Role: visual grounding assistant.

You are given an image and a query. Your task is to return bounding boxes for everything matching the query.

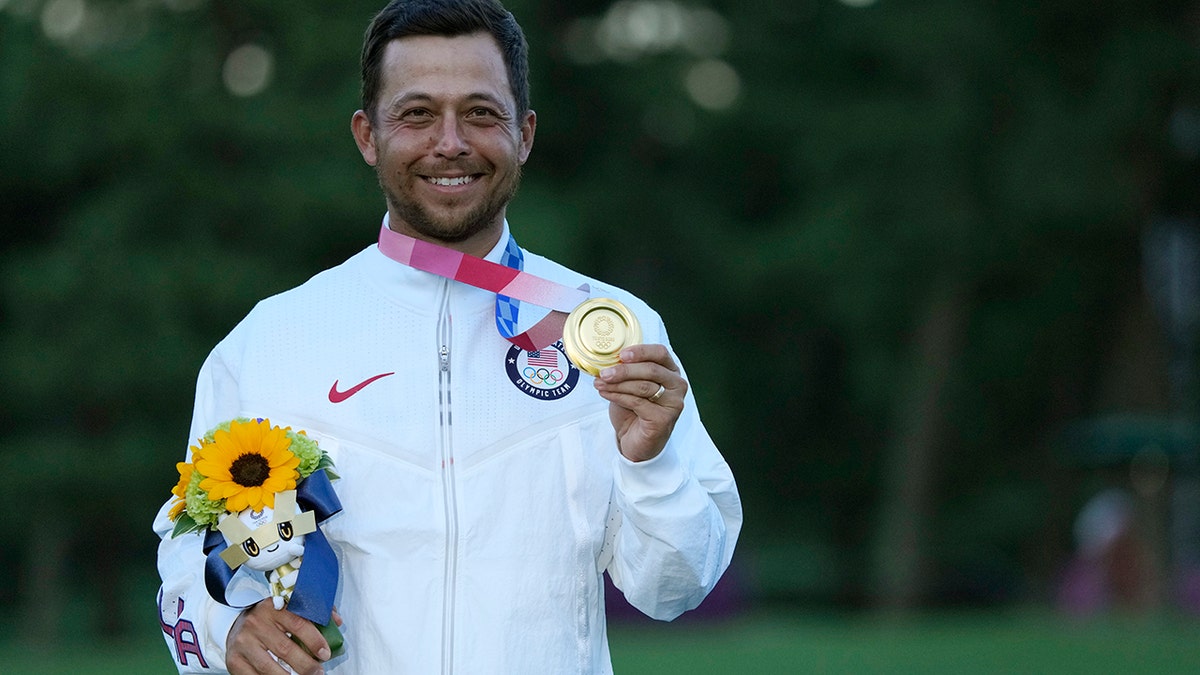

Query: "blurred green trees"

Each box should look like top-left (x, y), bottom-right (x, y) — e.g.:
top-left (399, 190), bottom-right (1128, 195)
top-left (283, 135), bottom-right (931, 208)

top-left (1, 0), bottom-right (1197, 641)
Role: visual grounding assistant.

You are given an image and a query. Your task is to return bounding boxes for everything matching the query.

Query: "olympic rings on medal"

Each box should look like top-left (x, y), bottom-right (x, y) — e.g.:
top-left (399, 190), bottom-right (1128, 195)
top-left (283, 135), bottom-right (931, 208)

top-left (522, 366), bottom-right (565, 385)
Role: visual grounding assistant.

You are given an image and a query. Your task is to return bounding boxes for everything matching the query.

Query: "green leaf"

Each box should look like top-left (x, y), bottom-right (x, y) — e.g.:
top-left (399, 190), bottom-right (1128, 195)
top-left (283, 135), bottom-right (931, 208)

top-left (170, 513), bottom-right (201, 539)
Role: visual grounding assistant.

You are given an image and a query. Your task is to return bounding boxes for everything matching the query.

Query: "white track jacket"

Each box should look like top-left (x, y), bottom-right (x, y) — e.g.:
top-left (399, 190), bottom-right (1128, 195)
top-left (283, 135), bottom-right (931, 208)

top-left (154, 223), bottom-right (742, 674)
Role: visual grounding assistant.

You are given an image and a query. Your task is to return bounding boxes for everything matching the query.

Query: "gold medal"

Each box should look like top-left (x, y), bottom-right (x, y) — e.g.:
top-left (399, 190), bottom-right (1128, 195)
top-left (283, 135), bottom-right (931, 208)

top-left (562, 298), bottom-right (642, 376)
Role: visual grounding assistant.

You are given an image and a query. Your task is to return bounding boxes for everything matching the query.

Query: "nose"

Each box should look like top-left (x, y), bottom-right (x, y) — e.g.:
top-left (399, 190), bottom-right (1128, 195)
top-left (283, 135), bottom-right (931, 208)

top-left (433, 116), bottom-right (469, 158)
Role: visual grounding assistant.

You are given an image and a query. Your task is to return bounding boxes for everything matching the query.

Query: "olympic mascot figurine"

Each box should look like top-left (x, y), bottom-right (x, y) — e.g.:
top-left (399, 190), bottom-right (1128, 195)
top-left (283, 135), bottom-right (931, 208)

top-left (217, 490), bottom-right (315, 610)
top-left (167, 417), bottom-right (344, 661)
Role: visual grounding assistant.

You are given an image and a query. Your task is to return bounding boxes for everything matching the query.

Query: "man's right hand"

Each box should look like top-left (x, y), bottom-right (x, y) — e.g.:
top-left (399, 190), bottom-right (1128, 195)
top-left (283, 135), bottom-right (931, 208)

top-left (226, 599), bottom-right (331, 675)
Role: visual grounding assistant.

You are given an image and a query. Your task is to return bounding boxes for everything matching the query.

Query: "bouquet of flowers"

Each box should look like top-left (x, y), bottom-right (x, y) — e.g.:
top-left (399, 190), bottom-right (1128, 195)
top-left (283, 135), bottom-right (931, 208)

top-left (168, 417), bottom-right (344, 657)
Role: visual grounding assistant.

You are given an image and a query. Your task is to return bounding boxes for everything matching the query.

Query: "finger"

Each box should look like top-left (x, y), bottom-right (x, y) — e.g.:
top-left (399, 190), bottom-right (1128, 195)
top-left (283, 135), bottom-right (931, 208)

top-left (596, 386), bottom-right (682, 414)
top-left (594, 372), bottom-right (685, 410)
top-left (597, 360), bottom-right (674, 386)
top-left (228, 603), bottom-right (294, 675)
top-left (597, 365), bottom-right (687, 402)
top-left (618, 344), bottom-right (679, 371)
top-left (227, 634), bottom-right (295, 675)
top-left (597, 379), bottom-right (670, 401)
top-left (273, 610), bottom-right (332, 665)
top-left (227, 650), bottom-right (292, 675)
top-left (271, 642), bottom-right (325, 675)
top-left (233, 602), bottom-right (329, 674)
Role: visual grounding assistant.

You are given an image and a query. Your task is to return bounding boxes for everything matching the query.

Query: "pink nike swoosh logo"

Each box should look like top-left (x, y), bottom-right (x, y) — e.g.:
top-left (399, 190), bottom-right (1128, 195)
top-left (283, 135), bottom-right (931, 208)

top-left (328, 372), bottom-right (395, 403)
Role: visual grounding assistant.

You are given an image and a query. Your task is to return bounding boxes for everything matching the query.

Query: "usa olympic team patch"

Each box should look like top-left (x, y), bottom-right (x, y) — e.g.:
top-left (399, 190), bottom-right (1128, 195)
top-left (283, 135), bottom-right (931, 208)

top-left (506, 341), bottom-right (580, 400)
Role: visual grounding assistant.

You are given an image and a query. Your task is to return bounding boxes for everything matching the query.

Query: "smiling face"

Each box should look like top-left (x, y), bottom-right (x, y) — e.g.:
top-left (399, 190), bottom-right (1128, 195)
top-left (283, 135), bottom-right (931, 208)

top-left (352, 32), bottom-right (536, 256)
top-left (233, 505), bottom-right (306, 571)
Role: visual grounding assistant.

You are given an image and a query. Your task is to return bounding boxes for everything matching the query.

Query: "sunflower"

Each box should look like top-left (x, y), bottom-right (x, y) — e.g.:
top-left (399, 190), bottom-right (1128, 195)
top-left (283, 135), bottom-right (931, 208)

top-left (194, 418), bottom-right (301, 513)
top-left (167, 461), bottom-right (194, 521)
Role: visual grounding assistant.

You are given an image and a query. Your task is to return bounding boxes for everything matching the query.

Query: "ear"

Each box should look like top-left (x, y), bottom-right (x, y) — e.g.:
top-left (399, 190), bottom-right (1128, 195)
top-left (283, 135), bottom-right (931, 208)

top-left (517, 109), bottom-right (536, 165)
top-left (351, 110), bottom-right (378, 166)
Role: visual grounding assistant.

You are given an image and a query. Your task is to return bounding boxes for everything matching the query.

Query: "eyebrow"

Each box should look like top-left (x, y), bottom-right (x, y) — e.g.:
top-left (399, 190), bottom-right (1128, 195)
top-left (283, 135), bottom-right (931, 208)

top-left (385, 91), bottom-right (511, 113)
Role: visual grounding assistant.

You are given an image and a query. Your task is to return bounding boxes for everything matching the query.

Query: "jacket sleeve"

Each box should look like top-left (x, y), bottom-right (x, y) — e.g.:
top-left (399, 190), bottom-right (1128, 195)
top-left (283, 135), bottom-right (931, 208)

top-left (153, 347), bottom-right (247, 672)
top-left (604, 326), bottom-right (742, 621)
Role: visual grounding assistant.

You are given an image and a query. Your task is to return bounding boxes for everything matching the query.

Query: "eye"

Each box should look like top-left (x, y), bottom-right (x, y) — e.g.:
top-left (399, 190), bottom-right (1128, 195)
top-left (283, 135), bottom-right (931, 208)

top-left (278, 522), bottom-right (294, 541)
top-left (467, 107), bottom-right (500, 120)
top-left (242, 539), bottom-right (260, 557)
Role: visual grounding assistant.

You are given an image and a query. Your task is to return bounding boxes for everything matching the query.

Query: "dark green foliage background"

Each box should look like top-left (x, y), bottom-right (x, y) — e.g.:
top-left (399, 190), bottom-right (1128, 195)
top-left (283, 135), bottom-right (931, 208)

top-left (2, 0), bottom-right (1198, 641)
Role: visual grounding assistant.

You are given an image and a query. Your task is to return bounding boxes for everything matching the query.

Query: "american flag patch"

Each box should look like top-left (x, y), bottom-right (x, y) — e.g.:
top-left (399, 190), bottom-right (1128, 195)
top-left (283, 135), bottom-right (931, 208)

top-left (526, 350), bottom-right (559, 368)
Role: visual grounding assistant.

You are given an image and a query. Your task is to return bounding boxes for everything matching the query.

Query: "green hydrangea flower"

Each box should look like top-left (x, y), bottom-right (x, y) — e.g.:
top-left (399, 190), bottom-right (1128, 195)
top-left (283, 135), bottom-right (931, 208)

top-left (203, 418), bottom-right (238, 444)
top-left (288, 431), bottom-right (323, 478)
top-left (183, 468), bottom-right (226, 529)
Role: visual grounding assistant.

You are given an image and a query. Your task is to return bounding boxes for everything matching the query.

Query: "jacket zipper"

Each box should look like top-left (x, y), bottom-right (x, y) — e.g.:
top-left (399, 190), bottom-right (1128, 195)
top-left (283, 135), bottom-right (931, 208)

top-left (437, 280), bottom-right (458, 675)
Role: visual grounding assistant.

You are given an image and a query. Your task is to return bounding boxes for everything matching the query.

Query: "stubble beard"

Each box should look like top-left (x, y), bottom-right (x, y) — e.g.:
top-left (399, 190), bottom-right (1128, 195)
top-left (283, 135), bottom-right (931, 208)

top-left (379, 166), bottom-right (522, 245)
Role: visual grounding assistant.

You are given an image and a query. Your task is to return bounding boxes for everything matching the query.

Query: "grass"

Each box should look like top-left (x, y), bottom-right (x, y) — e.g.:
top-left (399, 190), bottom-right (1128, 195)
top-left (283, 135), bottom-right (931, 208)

top-left (609, 609), bottom-right (1200, 674)
top-left (4, 608), bottom-right (1199, 673)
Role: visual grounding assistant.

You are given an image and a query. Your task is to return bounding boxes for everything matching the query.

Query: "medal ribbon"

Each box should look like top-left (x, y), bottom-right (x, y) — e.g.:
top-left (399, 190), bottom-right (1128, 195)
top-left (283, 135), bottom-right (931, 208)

top-left (377, 223), bottom-right (590, 351)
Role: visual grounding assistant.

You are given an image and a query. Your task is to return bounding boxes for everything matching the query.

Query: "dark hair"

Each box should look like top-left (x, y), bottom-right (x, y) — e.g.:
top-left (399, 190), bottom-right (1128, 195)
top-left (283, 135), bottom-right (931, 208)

top-left (360, 0), bottom-right (530, 121)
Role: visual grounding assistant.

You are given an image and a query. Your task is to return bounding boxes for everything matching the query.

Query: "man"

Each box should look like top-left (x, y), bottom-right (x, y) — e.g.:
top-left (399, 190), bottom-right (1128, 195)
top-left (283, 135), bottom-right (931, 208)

top-left (153, 0), bottom-right (741, 672)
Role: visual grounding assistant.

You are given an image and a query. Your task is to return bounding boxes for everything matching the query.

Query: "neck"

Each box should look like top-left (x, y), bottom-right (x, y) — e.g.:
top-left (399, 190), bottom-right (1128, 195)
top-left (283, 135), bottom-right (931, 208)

top-left (385, 210), bottom-right (504, 259)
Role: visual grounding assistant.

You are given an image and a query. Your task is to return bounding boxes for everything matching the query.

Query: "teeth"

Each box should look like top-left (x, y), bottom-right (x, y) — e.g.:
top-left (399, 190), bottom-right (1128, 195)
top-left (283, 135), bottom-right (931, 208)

top-left (427, 176), bottom-right (474, 186)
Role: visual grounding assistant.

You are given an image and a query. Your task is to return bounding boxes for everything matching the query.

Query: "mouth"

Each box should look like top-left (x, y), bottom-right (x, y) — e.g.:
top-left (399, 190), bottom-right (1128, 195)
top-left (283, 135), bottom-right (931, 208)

top-left (423, 175), bottom-right (478, 187)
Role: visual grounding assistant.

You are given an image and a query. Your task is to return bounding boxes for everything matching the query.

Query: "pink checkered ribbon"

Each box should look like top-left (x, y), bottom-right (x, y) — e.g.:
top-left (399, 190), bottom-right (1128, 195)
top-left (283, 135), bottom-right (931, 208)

top-left (377, 224), bottom-right (589, 351)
